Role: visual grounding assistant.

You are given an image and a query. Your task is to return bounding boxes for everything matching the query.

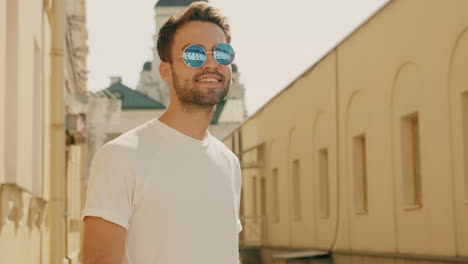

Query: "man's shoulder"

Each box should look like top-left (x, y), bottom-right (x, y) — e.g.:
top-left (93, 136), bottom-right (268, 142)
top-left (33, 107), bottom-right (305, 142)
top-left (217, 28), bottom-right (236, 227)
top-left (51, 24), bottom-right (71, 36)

top-left (93, 136), bottom-right (136, 166)
top-left (94, 119), bottom-right (161, 161)
top-left (210, 136), bottom-right (239, 164)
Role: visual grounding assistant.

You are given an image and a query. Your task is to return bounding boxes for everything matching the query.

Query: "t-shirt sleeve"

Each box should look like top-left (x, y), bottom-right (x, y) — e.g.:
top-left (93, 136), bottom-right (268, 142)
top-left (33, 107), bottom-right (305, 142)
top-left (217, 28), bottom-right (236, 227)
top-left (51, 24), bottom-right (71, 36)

top-left (81, 144), bottom-right (135, 230)
top-left (233, 156), bottom-right (243, 233)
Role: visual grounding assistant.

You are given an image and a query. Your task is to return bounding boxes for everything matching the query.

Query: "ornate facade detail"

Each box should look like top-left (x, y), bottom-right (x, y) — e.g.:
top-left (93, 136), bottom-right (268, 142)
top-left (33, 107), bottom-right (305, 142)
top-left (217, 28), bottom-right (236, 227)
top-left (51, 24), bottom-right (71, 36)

top-left (27, 197), bottom-right (47, 230)
top-left (0, 184), bottom-right (24, 229)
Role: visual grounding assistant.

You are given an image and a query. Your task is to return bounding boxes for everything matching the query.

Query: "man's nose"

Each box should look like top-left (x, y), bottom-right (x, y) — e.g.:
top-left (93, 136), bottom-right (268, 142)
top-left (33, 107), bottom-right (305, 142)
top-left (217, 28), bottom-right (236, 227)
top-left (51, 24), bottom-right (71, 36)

top-left (203, 52), bottom-right (219, 70)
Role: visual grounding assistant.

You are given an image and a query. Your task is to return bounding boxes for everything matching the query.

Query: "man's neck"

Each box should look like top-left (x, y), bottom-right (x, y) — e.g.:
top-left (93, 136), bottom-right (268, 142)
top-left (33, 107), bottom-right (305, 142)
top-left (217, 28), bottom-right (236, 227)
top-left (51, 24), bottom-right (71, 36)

top-left (157, 102), bottom-right (215, 141)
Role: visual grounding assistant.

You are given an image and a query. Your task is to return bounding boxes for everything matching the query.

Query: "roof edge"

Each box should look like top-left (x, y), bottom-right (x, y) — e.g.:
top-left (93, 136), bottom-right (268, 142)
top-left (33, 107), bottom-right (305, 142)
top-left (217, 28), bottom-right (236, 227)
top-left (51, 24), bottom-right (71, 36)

top-left (222, 0), bottom-right (392, 142)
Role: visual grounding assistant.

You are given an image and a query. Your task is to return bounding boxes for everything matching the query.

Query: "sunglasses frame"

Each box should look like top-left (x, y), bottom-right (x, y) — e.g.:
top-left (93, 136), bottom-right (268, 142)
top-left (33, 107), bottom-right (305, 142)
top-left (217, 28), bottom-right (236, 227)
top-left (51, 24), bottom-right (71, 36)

top-left (169, 43), bottom-right (235, 68)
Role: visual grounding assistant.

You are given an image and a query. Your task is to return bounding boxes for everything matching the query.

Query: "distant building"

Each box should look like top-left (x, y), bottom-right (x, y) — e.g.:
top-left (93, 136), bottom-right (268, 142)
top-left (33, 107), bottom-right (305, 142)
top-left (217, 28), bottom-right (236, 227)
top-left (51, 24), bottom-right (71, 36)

top-left (88, 77), bottom-right (165, 156)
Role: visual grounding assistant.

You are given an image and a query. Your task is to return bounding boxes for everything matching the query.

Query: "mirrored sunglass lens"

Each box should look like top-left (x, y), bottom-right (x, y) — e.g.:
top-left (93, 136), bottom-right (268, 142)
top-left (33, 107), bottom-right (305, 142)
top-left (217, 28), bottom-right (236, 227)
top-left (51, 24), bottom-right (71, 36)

top-left (214, 43), bottom-right (235, 66)
top-left (183, 45), bottom-right (206, 68)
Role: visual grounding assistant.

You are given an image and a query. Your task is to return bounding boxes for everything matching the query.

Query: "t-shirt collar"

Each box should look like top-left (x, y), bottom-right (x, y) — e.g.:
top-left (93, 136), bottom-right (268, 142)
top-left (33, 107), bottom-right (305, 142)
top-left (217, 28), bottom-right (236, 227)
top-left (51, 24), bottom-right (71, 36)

top-left (154, 118), bottom-right (211, 147)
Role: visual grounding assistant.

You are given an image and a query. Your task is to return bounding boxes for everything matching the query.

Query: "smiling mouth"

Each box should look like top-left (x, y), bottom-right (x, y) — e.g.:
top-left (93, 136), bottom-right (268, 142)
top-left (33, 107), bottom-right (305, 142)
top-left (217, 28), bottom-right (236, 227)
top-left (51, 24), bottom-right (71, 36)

top-left (195, 72), bottom-right (224, 84)
top-left (196, 78), bottom-right (221, 83)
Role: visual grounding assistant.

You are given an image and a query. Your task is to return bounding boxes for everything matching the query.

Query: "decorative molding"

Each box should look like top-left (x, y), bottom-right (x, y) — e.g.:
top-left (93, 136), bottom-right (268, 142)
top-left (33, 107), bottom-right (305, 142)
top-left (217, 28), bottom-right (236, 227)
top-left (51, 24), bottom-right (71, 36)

top-left (27, 197), bottom-right (47, 229)
top-left (0, 184), bottom-right (24, 228)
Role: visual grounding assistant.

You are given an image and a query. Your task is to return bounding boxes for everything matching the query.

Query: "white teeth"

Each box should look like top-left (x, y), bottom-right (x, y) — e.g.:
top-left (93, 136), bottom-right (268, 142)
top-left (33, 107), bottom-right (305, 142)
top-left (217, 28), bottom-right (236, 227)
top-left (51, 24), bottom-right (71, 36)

top-left (198, 78), bottom-right (219, 82)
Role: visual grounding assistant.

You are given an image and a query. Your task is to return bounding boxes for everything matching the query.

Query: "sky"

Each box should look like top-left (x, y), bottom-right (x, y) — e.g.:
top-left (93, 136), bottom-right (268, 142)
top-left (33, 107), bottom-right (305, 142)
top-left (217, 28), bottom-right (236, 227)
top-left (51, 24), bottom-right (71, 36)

top-left (86, 0), bottom-right (389, 115)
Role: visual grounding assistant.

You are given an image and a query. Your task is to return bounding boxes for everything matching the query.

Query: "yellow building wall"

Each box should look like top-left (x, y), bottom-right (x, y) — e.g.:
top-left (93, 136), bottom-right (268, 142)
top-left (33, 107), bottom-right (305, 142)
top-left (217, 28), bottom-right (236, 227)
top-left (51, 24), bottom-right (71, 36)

top-left (449, 26), bottom-right (468, 260)
top-left (226, 0), bottom-right (468, 260)
top-left (0, 0), bottom-right (51, 263)
top-left (4, 0), bottom-right (19, 185)
top-left (42, 6), bottom-right (52, 206)
top-left (0, 194), bottom-right (42, 263)
top-left (15, 0), bottom-right (45, 195)
top-left (237, 52), bottom-right (338, 249)
top-left (0, 0), bottom-right (6, 184)
top-left (66, 145), bottom-right (87, 263)
top-left (41, 14), bottom-right (52, 264)
top-left (1, 0), bottom-right (88, 263)
top-left (335, 0), bottom-right (468, 256)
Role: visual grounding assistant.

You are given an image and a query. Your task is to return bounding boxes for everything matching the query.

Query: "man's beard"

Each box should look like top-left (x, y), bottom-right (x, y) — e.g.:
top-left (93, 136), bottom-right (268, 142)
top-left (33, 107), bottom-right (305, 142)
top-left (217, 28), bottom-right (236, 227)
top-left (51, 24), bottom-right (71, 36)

top-left (171, 68), bottom-right (230, 107)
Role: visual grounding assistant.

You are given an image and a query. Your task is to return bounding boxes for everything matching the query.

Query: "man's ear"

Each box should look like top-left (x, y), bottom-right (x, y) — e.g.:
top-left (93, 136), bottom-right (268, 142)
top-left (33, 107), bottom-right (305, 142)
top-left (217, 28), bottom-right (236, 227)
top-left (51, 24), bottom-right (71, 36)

top-left (159, 61), bottom-right (172, 84)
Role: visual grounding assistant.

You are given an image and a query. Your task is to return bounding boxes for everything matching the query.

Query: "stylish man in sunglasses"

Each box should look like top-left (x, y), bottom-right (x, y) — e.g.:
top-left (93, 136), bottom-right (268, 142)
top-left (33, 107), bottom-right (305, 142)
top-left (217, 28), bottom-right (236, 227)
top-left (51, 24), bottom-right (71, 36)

top-left (82, 2), bottom-right (242, 264)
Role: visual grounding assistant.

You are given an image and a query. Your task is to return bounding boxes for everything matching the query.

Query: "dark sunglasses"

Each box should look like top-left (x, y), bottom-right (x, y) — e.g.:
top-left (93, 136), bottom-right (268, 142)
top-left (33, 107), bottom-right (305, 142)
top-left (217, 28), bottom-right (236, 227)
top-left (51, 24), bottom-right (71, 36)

top-left (169, 43), bottom-right (235, 68)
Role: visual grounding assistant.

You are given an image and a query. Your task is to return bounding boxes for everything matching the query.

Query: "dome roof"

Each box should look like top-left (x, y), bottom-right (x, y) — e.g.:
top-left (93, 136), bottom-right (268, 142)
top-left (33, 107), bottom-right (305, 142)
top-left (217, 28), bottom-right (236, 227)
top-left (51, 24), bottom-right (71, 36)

top-left (232, 63), bottom-right (238, 73)
top-left (155, 0), bottom-right (207, 7)
top-left (143, 61), bottom-right (152, 71)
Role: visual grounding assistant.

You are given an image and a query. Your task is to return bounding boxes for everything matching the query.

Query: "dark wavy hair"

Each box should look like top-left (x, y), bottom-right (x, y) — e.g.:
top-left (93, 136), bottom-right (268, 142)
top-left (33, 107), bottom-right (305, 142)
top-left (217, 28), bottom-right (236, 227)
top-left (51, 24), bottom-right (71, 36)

top-left (157, 1), bottom-right (231, 62)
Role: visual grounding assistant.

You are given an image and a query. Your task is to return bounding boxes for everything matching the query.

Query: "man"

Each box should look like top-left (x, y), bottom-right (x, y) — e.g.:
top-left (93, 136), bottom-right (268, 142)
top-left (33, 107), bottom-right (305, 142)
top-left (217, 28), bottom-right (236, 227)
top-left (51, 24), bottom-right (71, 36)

top-left (81, 2), bottom-right (242, 263)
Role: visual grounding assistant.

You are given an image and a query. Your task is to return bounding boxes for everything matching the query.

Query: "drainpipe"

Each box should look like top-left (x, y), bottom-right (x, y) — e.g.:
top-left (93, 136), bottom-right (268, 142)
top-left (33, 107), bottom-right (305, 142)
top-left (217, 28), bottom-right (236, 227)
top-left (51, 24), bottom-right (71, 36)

top-left (49, 0), bottom-right (67, 263)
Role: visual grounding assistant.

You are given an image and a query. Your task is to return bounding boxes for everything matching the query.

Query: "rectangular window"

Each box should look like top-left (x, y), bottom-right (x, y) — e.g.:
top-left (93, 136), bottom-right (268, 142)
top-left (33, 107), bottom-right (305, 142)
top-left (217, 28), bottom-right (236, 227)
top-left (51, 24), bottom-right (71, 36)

top-left (260, 177), bottom-right (266, 217)
top-left (463, 92), bottom-right (468, 202)
top-left (232, 135), bottom-right (236, 154)
top-left (353, 134), bottom-right (368, 214)
top-left (240, 188), bottom-right (244, 217)
top-left (318, 148), bottom-right (330, 218)
top-left (238, 131), bottom-right (242, 154)
top-left (292, 159), bottom-right (302, 220)
top-left (401, 113), bottom-right (422, 208)
top-left (258, 145), bottom-right (265, 165)
top-left (252, 176), bottom-right (257, 217)
top-left (272, 168), bottom-right (279, 222)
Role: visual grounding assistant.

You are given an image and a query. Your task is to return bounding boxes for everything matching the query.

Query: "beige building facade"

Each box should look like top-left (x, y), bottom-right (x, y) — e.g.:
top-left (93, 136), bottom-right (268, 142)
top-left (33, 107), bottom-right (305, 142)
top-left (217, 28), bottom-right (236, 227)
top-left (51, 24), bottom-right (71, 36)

top-left (224, 1), bottom-right (468, 263)
top-left (0, 0), bottom-right (89, 263)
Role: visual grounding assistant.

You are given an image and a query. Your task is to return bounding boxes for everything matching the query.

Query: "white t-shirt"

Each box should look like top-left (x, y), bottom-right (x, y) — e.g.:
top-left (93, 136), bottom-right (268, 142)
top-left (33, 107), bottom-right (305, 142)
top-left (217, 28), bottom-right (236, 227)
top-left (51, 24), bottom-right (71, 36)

top-left (81, 118), bottom-right (242, 264)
